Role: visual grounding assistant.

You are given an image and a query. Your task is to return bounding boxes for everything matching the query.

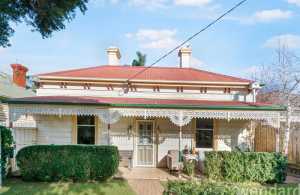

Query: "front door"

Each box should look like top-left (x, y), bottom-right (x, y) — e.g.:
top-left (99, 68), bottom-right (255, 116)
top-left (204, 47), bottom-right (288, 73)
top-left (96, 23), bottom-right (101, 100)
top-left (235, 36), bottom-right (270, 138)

top-left (137, 121), bottom-right (154, 166)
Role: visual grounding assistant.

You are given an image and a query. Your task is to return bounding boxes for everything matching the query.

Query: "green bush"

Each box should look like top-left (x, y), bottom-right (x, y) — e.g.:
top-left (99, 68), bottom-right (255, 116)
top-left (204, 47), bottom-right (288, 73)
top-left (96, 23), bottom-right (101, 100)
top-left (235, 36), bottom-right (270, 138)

top-left (164, 180), bottom-right (238, 195)
top-left (204, 151), bottom-right (287, 183)
top-left (204, 152), bottom-right (223, 180)
top-left (16, 145), bottom-right (119, 182)
top-left (183, 160), bottom-right (195, 177)
top-left (164, 180), bottom-right (299, 195)
top-left (0, 125), bottom-right (14, 179)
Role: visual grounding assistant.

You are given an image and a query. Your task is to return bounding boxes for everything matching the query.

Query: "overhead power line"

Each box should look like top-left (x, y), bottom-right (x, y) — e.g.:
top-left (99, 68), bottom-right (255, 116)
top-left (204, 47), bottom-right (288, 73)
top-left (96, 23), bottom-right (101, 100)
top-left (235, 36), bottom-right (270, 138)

top-left (126, 0), bottom-right (249, 82)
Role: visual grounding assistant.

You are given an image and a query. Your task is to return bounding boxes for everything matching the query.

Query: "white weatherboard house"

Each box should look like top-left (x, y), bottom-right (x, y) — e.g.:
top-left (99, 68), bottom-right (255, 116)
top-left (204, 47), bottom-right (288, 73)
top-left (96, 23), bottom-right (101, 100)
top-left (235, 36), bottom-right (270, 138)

top-left (8, 47), bottom-right (284, 168)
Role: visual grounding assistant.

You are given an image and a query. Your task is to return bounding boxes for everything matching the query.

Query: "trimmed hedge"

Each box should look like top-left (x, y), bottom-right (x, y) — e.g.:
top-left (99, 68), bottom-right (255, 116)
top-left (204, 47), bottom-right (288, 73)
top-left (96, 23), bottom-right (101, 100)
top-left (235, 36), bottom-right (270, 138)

top-left (204, 151), bottom-right (287, 183)
top-left (16, 145), bottom-right (119, 182)
top-left (164, 180), bottom-right (300, 195)
top-left (164, 180), bottom-right (238, 195)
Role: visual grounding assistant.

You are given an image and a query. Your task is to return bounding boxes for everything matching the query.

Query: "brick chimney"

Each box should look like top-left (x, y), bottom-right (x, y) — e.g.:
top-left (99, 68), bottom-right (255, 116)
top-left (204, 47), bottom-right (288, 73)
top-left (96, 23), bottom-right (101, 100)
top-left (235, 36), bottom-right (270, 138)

top-left (107, 47), bottom-right (121, 65)
top-left (11, 63), bottom-right (28, 88)
top-left (178, 47), bottom-right (192, 68)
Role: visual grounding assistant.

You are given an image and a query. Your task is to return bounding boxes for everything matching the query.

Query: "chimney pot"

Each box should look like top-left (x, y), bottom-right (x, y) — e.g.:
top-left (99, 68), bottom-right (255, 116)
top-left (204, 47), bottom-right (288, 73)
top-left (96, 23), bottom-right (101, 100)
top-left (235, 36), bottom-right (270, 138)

top-left (11, 63), bottom-right (28, 88)
top-left (107, 47), bottom-right (121, 65)
top-left (178, 47), bottom-right (192, 68)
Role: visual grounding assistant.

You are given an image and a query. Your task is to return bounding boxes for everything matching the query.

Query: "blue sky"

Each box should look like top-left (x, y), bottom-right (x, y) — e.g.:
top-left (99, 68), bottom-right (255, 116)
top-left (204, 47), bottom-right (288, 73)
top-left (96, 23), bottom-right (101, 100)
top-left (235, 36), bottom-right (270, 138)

top-left (1, 0), bottom-right (300, 79)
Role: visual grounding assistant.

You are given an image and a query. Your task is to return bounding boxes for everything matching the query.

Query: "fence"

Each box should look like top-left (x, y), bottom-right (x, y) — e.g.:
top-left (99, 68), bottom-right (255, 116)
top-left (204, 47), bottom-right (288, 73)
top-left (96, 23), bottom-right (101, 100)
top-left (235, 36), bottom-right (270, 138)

top-left (288, 129), bottom-right (300, 165)
top-left (254, 123), bottom-right (276, 152)
top-left (254, 123), bottom-right (300, 165)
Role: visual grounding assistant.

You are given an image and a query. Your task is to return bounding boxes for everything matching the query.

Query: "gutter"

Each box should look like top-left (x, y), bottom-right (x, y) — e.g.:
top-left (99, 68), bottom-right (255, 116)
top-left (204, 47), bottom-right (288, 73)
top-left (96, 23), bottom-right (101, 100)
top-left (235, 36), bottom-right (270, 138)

top-left (5, 99), bottom-right (286, 111)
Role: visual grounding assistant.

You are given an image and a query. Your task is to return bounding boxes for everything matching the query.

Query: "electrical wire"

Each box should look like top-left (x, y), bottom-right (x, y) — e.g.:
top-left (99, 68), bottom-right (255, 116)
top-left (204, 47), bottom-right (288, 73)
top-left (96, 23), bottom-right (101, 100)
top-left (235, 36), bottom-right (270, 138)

top-left (126, 0), bottom-right (249, 83)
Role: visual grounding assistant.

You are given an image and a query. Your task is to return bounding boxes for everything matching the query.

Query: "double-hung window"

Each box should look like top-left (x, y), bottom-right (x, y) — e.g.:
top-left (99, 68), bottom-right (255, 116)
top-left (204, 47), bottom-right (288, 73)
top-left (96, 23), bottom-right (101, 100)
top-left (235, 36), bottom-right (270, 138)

top-left (77, 116), bottom-right (95, 144)
top-left (195, 119), bottom-right (214, 148)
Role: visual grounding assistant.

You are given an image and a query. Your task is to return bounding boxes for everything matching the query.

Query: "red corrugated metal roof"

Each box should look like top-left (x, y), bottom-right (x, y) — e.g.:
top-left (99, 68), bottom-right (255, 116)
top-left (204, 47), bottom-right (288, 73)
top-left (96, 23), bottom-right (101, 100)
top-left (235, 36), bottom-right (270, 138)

top-left (38, 65), bottom-right (251, 83)
top-left (8, 96), bottom-right (280, 110)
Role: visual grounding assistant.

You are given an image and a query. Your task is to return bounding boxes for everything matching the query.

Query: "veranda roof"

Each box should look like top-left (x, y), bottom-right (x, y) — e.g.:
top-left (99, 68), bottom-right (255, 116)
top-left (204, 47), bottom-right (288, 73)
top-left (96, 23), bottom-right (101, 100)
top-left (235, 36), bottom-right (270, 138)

top-left (6, 96), bottom-right (284, 111)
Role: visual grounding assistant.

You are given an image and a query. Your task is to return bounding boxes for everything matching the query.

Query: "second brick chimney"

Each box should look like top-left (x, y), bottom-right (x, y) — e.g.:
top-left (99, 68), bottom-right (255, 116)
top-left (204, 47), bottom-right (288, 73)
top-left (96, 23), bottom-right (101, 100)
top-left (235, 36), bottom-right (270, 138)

top-left (11, 63), bottom-right (28, 88)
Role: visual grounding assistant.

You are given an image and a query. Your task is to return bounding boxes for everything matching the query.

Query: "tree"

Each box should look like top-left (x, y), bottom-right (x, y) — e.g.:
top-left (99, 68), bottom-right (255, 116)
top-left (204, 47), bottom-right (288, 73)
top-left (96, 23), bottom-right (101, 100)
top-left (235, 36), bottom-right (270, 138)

top-left (132, 51), bottom-right (146, 66)
top-left (253, 43), bottom-right (300, 155)
top-left (0, 125), bottom-right (14, 179)
top-left (0, 0), bottom-right (88, 47)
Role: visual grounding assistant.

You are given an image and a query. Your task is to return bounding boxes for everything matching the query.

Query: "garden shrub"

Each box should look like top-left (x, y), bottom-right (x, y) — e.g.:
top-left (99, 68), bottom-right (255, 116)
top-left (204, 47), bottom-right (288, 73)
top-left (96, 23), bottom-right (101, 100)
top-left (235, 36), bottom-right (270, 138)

top-left (204, 151), bottom-right (287, 183)
top-left (164, 180), bottom-right (299, 195)
top-left (0, 125), bottom-right (14, 179)
top-left (16, 145), bottom-right (119, 182)
top-left (164, 180), bottom-right (238, 195)
top-left (204, 151), bottom-right (223, 180)
top-left (223, 151), bottom-right (245, 182)
top-left (183, 160), bottom-right (195, 176)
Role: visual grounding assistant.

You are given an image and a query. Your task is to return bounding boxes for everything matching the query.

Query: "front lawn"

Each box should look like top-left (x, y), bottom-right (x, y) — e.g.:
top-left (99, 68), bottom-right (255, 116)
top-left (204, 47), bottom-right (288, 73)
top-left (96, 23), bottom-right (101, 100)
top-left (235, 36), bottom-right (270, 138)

top-left (0, 178), bottom-right (136, 195)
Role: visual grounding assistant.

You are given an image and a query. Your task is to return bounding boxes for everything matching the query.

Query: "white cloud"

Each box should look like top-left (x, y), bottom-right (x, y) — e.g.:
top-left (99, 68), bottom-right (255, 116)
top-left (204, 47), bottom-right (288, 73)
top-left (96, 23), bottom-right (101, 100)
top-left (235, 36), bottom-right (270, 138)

top-left (232, 9), bottom-right (293, 24)
top-left (264, 34), bottom-right (300, 49)
top-left (126, 29), bottom-right (179, 49)
top-left (90, 0), bottom-right (119, 7)
top-left (128, 0), bottom-right (170, 9)
top-left (287, 0), bottom-right (300, 6)
top-left (253, 9), bottom-right (292, 22)
top-left (96, 0), bottom-right (215, 9)
top-left (174, 0), bottom-right (212, 7)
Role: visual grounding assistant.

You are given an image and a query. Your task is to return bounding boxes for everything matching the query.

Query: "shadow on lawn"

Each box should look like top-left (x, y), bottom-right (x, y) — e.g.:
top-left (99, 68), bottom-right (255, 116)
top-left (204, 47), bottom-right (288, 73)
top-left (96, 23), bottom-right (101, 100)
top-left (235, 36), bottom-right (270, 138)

top-left (1, 178), bottom-right (132, 195)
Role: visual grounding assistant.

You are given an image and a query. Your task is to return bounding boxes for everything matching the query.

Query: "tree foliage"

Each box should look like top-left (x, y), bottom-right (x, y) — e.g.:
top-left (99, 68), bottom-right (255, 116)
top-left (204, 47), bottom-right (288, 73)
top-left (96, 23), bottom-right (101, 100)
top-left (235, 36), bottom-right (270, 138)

top-left (0, 0), bottom-right (89, 47)
top-left (132, 51), bottom-right (146, 66)
top-left (252, 44), bottom-right (300, 155)
top-left (253, 44), bottom-right (300, 103)
top-left (0, 125), bottom-right (14, 179)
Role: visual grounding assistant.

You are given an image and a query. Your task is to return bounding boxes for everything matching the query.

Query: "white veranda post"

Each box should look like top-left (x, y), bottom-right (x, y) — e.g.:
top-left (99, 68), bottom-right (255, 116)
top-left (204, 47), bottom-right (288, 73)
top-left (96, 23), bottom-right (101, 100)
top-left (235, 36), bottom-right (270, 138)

top-left (168, 111), bottom-right (193, 162)
top-left (179, 126), bottom-right (182, 161)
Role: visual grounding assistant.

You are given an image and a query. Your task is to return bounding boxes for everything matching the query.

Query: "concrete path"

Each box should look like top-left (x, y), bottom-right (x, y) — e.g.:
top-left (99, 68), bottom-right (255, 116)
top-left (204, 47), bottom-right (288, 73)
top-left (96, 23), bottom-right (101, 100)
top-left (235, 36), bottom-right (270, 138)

top-left (116, 167), bottom-right (178, 195)
top-left (127, 179), bottom-right (164, 195)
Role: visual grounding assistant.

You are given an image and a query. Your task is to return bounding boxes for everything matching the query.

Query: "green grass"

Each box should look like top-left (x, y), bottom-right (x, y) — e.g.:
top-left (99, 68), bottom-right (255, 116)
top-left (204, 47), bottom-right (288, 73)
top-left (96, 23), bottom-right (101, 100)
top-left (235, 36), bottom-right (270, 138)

top-left (0, 178), bottom-right (136, 195)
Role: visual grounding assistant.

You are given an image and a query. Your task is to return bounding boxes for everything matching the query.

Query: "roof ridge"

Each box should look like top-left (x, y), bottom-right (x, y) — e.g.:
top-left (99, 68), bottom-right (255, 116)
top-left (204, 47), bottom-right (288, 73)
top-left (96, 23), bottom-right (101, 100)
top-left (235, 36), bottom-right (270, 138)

top-left (37, 65), bottom-right (104, 76)
top-left (189, 67), bottom-right (252, 82)
top-left (37, 65), bottom-right (196, 76)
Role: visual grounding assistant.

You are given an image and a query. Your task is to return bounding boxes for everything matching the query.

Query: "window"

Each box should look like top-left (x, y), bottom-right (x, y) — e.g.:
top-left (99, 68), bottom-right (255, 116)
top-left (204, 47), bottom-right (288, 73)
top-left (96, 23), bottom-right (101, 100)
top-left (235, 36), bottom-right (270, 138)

top-left (138, 122), bottom-right (153, 145)
top-left (196, 119), bottom-right (213, 148)
top-left (77, 116), bottom-right (95, 144)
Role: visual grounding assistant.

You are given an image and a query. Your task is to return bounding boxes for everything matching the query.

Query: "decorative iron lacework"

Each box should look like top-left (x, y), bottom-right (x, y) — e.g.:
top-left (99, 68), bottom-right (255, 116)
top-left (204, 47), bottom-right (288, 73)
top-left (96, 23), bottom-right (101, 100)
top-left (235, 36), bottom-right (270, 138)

top-left (10, 104), bottom-right (282, 127)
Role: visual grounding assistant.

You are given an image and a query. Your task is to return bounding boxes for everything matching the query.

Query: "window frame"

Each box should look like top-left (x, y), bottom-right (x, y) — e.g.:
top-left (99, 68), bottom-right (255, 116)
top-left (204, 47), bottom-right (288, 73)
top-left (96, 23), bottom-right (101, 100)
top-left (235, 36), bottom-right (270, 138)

top-left (195, 119), bottom-right (214, 149)
top-left (76, 115), bottom-right (96, 145)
